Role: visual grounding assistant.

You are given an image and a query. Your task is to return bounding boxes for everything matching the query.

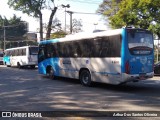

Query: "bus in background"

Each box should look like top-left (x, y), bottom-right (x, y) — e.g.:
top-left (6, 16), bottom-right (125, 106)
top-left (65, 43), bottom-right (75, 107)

top-left (38, 27), bottom-right (154, 86)
top-left (0, 52), bottom-right (4, 65)
top-left (3, 49), bottom-right (11, 66)
top-left (3, 46), bottom-right (38, 68)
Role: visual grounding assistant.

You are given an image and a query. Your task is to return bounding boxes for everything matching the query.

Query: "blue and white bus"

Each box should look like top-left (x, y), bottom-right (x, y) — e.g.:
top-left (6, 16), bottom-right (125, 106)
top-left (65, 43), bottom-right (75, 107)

top-left (38, 27), bottom-right (154, 86)
top-left (3, 46), bottom-right (38, 68)
top-left (3, 49), bottom-right (11, 66)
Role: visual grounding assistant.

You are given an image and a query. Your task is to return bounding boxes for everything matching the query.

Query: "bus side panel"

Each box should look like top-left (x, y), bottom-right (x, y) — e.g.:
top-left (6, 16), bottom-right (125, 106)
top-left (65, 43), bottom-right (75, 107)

top-left (10, 56), bottom-right (28, 66)
top-left (90, 58), bottom-right (122, 85)
top-left (38, 58), bottom-right (60, 76)
top-left (58, 58), bottom-right (79, 79)
top-left (10, 56), bottom-right (16, 66)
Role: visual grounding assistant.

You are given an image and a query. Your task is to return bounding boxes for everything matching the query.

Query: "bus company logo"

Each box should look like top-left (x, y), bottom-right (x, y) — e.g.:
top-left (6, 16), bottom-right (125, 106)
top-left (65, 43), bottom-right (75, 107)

top-left (2, 112), bottom-right (11, 117)
top-left (86, 60), bottom-right (89, 64)
top-left (140, 57), bottom-right (147, 65)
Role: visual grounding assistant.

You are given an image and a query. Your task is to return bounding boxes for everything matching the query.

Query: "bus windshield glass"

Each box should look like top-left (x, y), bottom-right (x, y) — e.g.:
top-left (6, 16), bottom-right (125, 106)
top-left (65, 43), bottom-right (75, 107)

top-left (29, 47), bottom-right (38, 55)
top-left (127, 29), bottom-right (153, 55)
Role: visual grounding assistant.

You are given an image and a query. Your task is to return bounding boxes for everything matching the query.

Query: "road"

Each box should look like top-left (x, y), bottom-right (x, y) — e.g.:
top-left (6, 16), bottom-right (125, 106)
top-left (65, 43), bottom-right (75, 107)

top-left (0, 65), bottom-right (160, 120)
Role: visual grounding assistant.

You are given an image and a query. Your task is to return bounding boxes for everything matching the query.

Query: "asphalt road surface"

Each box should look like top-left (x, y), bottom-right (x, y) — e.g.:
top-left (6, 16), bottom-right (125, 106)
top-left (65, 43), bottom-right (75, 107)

top-left (0, 65), bottom-right (160, 120)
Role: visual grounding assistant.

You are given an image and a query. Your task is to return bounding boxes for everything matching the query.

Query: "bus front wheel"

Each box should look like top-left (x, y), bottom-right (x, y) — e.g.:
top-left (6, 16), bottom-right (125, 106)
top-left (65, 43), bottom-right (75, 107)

top-left (17, 62), bottom-right (22, 69)
top-left (80, 70), bottom-right (92, 86)
top-left (48, 67), bottom-right (54, 80)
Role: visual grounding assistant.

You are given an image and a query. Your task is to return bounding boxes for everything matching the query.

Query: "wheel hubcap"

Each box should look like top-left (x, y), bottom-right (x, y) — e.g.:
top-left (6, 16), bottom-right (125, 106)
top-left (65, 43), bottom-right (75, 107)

top-left (82, 73), bottom-right (89, 84)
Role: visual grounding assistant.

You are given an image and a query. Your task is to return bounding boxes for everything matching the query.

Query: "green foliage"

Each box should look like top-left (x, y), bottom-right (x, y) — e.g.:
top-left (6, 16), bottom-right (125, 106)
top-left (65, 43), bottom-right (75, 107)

top-left (97, 0), bottom-right (160, 38)
top-left (50, 31), bottom-right (67, 39)
top-left (97, 0), bottom-right (121, 17)
top-left (8, 0), bottom-right (46, 17)
top-left (8, 0), bottom-right (57, 40)
top-left (72, 19), bottom-right (83, 33)
top-left (0, 14), bottom-right (28, 41)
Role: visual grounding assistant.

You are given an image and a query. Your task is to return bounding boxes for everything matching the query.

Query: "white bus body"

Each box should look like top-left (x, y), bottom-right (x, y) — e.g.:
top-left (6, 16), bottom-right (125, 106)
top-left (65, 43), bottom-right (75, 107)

top-left (8, 46), bottom-right (38, 68)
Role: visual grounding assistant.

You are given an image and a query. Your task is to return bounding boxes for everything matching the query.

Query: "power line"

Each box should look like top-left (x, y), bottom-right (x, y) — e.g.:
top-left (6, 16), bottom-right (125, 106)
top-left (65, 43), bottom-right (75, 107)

top-left (1, 22), bottom-right (27, 28)
top-left (66, 0), bottom-right (101, 4)
top-left (66, 11), bottom-right (98, 15)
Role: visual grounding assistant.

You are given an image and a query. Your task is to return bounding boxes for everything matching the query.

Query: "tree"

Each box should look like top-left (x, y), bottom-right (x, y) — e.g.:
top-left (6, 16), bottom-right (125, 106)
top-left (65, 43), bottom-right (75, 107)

top-left (50, 31), bottom-right (67, 39)
top-left (97, 0), bottom-right (160, 38)
top-left (8, 0), bottom-right (57, 40)
top-left (97, 0), bottom-right (121, 18)
top-left (44, 17), bottom-right (62, 33)
top-left (0, 15), bottom-right (28, 49)
top-left (0, 15), bottom-right (27, 40)
top-left (72, 19), bottom-right (83, 33)
top-left (66, 18), bottom-right (83, 33)
top-left (47, 18), bottom-right (67, 39)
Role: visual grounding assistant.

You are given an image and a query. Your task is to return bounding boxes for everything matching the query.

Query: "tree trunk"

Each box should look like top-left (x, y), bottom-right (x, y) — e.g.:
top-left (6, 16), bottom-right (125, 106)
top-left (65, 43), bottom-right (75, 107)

top-left (39, 13), bottom-right (43, 41)
top-left (46, 7), bottom-right (58, 40)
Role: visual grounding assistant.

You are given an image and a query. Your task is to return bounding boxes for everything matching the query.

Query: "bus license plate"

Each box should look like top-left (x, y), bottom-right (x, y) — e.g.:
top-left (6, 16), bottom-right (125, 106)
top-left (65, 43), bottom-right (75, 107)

top-left (139, 73), bottom-right (146, 80)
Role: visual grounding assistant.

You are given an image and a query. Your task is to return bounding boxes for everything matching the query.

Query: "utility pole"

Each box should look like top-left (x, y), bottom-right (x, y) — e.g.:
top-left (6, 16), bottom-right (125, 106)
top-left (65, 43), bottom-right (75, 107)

top-left (3, 21), bottom-right (6, 50)
top-left (158, 38), bottom-right (160, 62)
top-left (62, 4), bottom-right (70, 32)
top-left (66, 11), bottom-right (73, 34)
top-left (2, 21), bottom-right (28, 50)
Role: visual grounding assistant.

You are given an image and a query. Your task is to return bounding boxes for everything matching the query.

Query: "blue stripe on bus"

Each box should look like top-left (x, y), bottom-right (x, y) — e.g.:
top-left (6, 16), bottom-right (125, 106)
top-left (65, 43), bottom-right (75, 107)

top-left (59, 68), bottom-right (79, 72)
top-left (93, 71), bottom-right (120, 76)
top-left (49, 67), bottom-right (120, 76)
top-left (3, 56), bottom-right (10, 65)
top-left (121, 28), bottom-right (126, 73)
top-left (39, 39), bottom-right (59, 45)
top-left (38, 58), bottom-right (60, 76)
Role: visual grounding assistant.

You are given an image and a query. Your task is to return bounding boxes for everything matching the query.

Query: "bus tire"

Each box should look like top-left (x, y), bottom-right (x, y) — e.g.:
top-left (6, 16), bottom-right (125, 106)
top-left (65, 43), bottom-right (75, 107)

top-left (31, 65), bottom-right (35, 69)
top-left (49, 67), bottom-right (54, 80)
top-left (80, 70), bottom-right (92, 86)
top-left (17, 62), bottom-right (22, 69)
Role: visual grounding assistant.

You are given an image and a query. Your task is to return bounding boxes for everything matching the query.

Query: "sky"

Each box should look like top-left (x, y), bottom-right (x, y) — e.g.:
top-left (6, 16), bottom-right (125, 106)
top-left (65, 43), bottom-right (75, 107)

top-left (0, 0), bottom-right (109, 36)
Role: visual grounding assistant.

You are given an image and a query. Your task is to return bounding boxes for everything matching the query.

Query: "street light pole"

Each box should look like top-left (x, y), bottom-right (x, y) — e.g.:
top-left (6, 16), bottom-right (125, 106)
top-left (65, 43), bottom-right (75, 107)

top-left (62, 4), bottom-right (70, 32)
top-left (3, 27), bottom-right (6, 50)
top-left (3, 21), bottom-right (6, 50)
top-left (66, 11), bottom-right (73, 34)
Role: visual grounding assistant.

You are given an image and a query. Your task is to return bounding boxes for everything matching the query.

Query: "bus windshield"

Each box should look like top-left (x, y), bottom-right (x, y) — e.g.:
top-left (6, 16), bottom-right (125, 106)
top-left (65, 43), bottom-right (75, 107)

top-left (127, 29), bottom-right (153, 55)
top-left (29, 47), bottom-right (38, 55)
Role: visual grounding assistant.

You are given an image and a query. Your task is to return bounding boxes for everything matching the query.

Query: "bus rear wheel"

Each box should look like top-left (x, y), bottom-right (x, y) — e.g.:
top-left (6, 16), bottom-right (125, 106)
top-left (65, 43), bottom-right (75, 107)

top-left (80, 70), bottom-right (92, 86)
top-left (31, 65), bottom-right (35, 69)
top-left (17, 62), bottom-right (22, 69)
top-left (48, 67), bottom-right (54, 80)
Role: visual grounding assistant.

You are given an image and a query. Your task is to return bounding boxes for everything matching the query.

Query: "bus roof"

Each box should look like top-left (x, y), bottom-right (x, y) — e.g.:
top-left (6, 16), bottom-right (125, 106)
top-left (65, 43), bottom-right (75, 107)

top-left (4, 46), bottom-right (38, 51)
top-left (39, 28), bottom-right (123, 45)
